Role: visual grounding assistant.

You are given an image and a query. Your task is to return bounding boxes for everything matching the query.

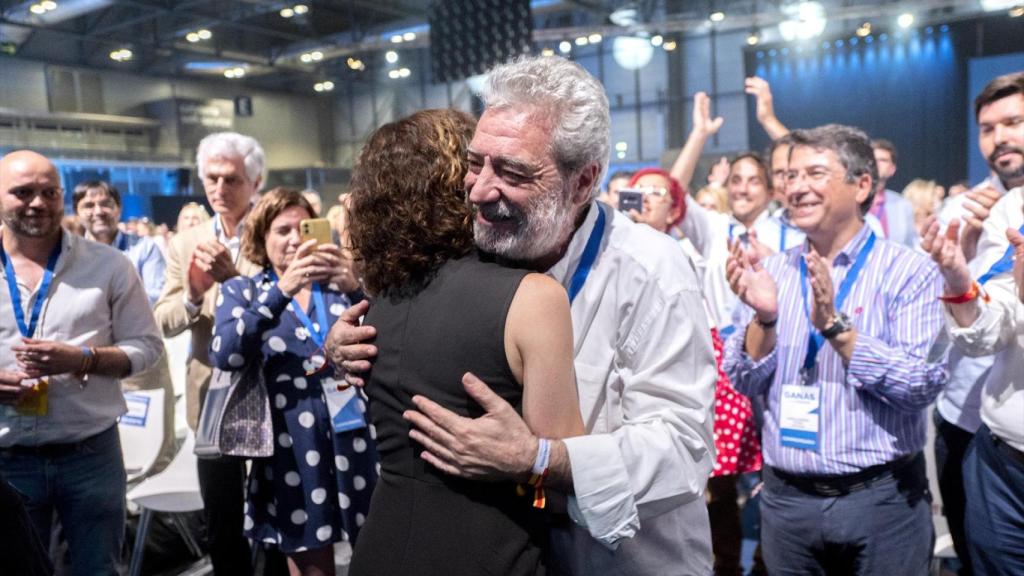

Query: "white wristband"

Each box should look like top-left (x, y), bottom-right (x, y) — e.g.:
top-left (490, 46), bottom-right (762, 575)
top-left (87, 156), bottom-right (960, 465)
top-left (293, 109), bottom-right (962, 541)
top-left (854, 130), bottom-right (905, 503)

top-left (532, 438), bottom-right (551, 475)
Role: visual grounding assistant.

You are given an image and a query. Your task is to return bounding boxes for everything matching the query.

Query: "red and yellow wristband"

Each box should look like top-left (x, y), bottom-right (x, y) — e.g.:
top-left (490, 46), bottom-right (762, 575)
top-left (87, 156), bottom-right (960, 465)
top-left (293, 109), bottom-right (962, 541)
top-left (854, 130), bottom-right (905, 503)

top-left (938, 281), bottom-right (990, 305)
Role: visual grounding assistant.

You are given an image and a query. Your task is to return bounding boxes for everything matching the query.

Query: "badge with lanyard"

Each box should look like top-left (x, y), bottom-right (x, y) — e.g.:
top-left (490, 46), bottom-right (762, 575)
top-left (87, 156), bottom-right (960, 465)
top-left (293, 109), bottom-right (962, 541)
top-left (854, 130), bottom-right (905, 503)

top-left (1, 239), bottom-right (62, 416)
top-left (269, 270), bottom-right (365, 433)
top-left (779, 232), bottom-right (876, 451)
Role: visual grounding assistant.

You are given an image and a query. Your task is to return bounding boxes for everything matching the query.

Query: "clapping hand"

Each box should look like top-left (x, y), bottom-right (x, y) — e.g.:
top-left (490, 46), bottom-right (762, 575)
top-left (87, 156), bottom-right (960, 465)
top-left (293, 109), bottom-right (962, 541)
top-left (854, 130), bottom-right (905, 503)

top-left (726, 236), bottom-right (778, 324)
top-left (1008, 227), bottom-right (1024, 304)
top-left (803, 248), bottom-right (836, 332)
top-left (922, 217), bottom-right (973, 296)
top-left (960, 186), bottom-right (1002, 261)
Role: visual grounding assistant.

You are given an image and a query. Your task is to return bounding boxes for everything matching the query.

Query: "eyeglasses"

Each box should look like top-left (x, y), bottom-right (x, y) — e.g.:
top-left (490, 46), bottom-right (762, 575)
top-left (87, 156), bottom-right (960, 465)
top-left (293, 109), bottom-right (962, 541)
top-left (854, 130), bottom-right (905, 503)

top-left (634, 186), bottom-right (670, 198)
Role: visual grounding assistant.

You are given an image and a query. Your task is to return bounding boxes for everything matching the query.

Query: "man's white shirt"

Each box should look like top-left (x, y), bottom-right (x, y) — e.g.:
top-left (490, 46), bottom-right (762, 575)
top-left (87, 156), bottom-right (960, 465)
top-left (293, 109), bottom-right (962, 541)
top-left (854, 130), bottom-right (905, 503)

top-left (544, 201), bottom-right (717, 575)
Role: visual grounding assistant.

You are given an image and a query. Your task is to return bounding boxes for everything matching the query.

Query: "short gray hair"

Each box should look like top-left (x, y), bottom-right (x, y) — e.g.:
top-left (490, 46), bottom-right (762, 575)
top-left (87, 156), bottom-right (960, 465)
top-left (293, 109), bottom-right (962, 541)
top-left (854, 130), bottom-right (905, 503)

top-left (484, 56), bottom-right (610, 192)
top-left (196, 132), bottom-right (267, 190)
top-left (788, 124), bottom-right (878, 214)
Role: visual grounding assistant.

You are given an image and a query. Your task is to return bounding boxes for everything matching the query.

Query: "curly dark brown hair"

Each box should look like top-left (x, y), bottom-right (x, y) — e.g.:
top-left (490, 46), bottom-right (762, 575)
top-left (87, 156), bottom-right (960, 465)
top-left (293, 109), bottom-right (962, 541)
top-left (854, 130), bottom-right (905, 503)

top-left (241, 186), bottom-right (315, 268)
top-left (348, 109), bottom-right (476, 295)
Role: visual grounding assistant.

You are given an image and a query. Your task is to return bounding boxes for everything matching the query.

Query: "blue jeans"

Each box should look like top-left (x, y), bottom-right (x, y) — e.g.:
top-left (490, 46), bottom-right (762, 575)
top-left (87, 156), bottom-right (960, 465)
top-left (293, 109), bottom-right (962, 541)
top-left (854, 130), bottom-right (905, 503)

top-left (964, 425), bottom-right (1024, 576)
top-left (760, 455), bottom-right (933, 576)
top-left (0, 425), bottom-right (126, 576)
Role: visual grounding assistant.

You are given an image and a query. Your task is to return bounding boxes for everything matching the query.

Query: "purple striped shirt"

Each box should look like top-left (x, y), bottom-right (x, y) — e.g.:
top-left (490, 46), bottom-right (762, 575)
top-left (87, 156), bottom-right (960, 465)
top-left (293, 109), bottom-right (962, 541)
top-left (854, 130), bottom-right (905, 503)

top-left (723, 223), bottom-right (948, 475)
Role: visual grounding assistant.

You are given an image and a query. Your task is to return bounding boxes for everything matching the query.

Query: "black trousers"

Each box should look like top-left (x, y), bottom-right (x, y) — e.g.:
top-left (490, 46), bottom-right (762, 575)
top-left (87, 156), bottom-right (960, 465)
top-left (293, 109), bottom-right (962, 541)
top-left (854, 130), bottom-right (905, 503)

top-left (0, 471), bottom-right (53, 576)
top-left (197, 457), bottom-right (252, 576)
top-left (933, 410), bottom-right (975, 576)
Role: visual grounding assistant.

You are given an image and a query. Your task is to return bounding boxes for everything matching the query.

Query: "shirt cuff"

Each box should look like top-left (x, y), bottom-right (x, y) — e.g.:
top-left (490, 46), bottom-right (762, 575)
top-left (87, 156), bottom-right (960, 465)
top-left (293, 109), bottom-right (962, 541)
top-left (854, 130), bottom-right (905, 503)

top-left (182, 293), bottom-right (201, 318)
top-left (562, 434), bottom-right (640, 549)
top-left (845, 332), bottom-right (891, 390)
top-left (944, 303), bottom-right (999, 355)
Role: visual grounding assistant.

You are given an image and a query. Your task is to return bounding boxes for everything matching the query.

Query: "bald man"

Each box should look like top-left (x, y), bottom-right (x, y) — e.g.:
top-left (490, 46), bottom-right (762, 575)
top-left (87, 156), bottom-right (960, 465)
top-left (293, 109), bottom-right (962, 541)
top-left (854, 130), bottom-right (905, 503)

top-left (0, 150), bottom-right (162, 575)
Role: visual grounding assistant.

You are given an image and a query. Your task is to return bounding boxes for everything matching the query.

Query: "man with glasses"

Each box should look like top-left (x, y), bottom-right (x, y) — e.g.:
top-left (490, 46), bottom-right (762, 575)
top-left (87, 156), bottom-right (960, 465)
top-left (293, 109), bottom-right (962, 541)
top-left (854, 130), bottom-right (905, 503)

top-left (0, 150), bottom-right (163, 575)
top-left (723, 125), bottom-right (947, 576)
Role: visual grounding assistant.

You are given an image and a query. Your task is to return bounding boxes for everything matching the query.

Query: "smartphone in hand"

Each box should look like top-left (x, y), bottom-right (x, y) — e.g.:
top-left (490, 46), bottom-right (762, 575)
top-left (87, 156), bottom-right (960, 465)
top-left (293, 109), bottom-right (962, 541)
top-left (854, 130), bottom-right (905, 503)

top-left (300, 218), bottom-right (333, 246)
top-left (617, 189), bottom-right (643, 214)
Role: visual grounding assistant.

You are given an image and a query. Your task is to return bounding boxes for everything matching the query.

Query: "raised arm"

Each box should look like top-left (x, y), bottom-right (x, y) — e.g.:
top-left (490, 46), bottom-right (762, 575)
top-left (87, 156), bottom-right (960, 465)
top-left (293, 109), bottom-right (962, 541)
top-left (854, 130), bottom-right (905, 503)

top-left (669, 92), bottom-right (723, 187)
top-left (744, 77), bottom-right (789, 140)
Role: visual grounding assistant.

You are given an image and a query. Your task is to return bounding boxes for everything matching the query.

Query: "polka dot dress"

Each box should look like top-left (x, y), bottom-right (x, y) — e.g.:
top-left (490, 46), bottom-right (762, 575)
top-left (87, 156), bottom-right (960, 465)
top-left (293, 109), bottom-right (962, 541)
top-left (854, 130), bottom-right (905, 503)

top-left (709, 328), bottom-right (762, 477)
top-left (211, 271), bottom-right (379, 553)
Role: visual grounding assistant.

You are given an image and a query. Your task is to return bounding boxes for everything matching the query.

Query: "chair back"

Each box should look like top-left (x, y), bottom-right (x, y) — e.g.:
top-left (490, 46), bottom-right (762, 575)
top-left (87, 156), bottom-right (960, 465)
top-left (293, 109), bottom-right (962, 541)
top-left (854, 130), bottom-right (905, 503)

top-left (119, 389), bottom-right (165, 482)
top-left (127, 431), bottom-right (204, 513)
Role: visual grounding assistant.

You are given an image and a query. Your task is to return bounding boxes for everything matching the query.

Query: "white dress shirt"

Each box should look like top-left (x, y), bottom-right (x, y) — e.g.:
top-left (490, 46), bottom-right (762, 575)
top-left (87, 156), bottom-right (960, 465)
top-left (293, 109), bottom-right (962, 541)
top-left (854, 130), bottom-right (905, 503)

top-left (0, 233), bottom-right (163, 446)
top-left (935, 180), bottom-right (1017, 432)
top-left (546, 201), bottom-right (717, 575)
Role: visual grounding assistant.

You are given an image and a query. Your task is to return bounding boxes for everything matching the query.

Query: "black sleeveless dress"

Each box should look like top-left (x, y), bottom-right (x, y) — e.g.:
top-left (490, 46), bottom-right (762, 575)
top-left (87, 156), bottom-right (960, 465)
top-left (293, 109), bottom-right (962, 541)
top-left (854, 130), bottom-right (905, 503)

top-left (349, 253), bottom-right (547, 576)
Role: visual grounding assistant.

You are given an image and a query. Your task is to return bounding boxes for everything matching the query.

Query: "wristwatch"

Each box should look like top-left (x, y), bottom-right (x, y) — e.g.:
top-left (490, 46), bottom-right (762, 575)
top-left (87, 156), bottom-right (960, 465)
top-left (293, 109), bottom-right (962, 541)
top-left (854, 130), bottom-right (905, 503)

top-left (820, 312), bottom-right (853, 339)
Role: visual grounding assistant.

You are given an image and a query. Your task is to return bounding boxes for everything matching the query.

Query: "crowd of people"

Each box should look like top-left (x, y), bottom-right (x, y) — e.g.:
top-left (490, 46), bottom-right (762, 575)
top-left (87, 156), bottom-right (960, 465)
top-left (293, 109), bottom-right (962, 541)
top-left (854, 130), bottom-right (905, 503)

top-left (0, 56), bottom-right (1021, 576)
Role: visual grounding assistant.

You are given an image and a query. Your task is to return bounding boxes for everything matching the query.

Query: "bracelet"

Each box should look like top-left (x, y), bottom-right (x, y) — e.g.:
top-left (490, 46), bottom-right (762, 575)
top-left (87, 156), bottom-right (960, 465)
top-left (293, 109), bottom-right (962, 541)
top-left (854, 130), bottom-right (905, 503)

top-left (532, 438), bottom-right (551, 476)
top-left (754, 315), bottom-right (778, 329)
top-left (515, 439), bottom-right (552, 509)
top-left (939, 281), bottom-right (990, 305)
top-left (74, 346), bottom-right (97, 383)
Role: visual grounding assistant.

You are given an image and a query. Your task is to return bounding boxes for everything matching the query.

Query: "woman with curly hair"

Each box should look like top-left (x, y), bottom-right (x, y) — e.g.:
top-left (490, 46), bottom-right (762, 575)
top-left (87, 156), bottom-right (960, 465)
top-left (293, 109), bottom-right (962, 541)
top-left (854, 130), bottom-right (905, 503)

top-left (347, 109), bottom-right (584, 576)
top-left (209, 187), bottom-right (378, 576)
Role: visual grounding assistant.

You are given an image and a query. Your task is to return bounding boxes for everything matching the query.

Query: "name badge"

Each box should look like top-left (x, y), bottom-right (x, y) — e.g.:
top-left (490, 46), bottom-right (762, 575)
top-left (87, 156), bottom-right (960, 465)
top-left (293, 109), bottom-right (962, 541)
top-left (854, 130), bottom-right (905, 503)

top-left (119, 393), bottom-right (151, 427)
top-left (15, 379), bottom-right (48, 416)
top-left (321, 378), bottom-right (367, 433)
top-left (779, 384), bottom-right (820, 451)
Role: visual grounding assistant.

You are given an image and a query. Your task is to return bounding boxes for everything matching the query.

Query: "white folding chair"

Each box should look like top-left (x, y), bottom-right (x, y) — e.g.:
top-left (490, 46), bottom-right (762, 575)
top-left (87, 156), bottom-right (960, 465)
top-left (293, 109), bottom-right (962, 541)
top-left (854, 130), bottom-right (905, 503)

top-left (119, 389), bottom-right (165, 483)
top-left (126, 431), bottom-right (205, 576)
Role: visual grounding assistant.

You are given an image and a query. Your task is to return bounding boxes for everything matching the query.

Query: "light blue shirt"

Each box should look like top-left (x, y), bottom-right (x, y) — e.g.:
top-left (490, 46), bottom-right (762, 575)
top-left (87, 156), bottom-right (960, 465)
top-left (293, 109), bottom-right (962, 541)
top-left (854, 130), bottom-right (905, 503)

top-left (114, 232), bottom-right (166, 306)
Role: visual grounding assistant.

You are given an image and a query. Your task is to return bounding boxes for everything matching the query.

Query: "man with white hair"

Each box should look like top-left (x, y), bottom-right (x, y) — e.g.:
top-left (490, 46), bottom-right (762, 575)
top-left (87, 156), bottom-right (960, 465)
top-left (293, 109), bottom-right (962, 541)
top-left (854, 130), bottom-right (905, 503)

top-left (327, 57), bottom-right (717, 575)
top-left (154, 132), bottom-right (265, 574)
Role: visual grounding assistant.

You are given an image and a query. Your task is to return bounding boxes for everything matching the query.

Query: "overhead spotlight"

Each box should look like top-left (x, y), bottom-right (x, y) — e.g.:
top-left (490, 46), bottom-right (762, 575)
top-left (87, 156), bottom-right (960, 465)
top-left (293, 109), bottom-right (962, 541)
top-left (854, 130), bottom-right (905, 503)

top-left (109, 48), bottom-right (132, 62)
top-left (314, 81), bottom-right (334, 92)
top-left (559, 40), bottom-right (572, 53)
top-left (41, 0), bottom-right (57, 9)
top-left (186, 32), bottom-right (200, 43)
top-left (197, 29), bottom-right (212, 40)
top-left (709, 11), bottom-right (725, 22)
top-left (778, 1), bottom-right (828, 42)
top-left (30, 4), bottom-right (46, 14)
top-left (575, 36), bottom-right (589, 46)
top-left (541, 47), bottom-right (555, 57)
top-left (588, 33), bottom-right (602, 43)
top-left (663, 40), bottom-right (677, 51)
top-left (613, 36), bottom-right (654, 70)
top-left (650, 34), bottom-right (663, 46)
top-left (403, 32), bottom-right (416, 41)
top-left (300, 53), bottom-right (312, 63)
top-left (616, 151), bottom-right (626, 159)
top-left (347, 57), bottom-right (365, 70)
top-left (310, 51), bottom-right (323, 61)
top-left (1012, 6), bottom-right (1024, 17)
top-left (223, 67), bottom-right (245, 78)
top-left (897, 13), bottom-right (914, 29)
top-left (614, 141), bottom-right (628, 152)
top-left (746, 30), bottom-right (760, 45)
top-left (293, 4), bottom-right (308, 14)
top-left (385, 50), bottom-right (398, 63)
top-left (279, 7), bottom-right (294, 18)
top-left (388, 69), bottom-right (400, 79)
top-left (399, 67), bottom-right (410, 78)
top-left (856, 22), bottom-right (871, 37)
top-left (981, 0), bottom-right (1021, 11)
top-left (390, 34), bottom-right (403, 43)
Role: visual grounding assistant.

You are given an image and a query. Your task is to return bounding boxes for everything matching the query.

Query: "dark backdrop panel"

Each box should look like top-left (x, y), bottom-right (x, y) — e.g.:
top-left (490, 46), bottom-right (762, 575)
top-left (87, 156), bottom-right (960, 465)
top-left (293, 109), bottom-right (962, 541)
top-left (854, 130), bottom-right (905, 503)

top-left (151, 195), bottom-right (211, 228)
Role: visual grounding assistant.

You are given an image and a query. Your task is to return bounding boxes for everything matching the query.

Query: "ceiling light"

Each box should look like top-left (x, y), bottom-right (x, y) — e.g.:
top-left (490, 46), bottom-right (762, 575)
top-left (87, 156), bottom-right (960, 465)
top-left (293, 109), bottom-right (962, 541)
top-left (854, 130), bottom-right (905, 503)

top-left (109, 48), bottom-right (132, 62)
top-left (300, 53), bottom-right (312, 63)
top-left (1011, 6), bottom-right (1024, 17)
top-left (314, 80), bottom-right (334, 92)
top-left (559, 40), bottom-right (571, 53)
top-left (575, 36), bottom-right (589, 46)
top-left (778, 1), bottom-right (828, 42)
top-left (403, 32), bottom-right (416, 41)
top-left (292, 4), bottom-right (308, 14)
top-left (385, 50), bottom-right (398, 63)
top-left (609, 7), bottom-right (638, 26)
top-left (30, 4), bottom-right (46, 14)
top-left (390, 34), bottom-right (403, 43)
top-left (612, 36), bottom-right (654, 70)
top-left (347, 57), bottom-right (364, 70)
top-left (186, 32), bottom-right (200, 43)
top-left (314, 83), bottom-right (324, 92)
top-left (197, 29), bottom-right (212, 40)
top-left (588, 33), bottom-right (602, 43)
top-left (980, 0), bottom-right (1021, 10)
top-left (897, 13), bottom-right (914, 29)
top-left (710, 11), bottom-right (725, 22)
top-left (399, 67), bottom-right (410, 78)
top-left (40, 0), bottom-right (57, 10)
top-left (388, 70), bottom-right (400, 79)
top-left (663, 40), bottom-right (677, 51)
top-left (279, 7), bottom-right (294, 18)
top-left (310, 50), bottom-right (323, 61)
top-left (614, 141), bottom-right (628, 152)
top-left (746, 30), bottom-right (760, 45)
top-left (856, 22), bottom-right (871, 37)
top-left (541, 47), bottom-right (555, 57)
top-left (223, 66), bottom-right (245, 78)
top-left (650, 35), bottom-right (663, 46)
top-left (616, 151), bottom-right (626, 159)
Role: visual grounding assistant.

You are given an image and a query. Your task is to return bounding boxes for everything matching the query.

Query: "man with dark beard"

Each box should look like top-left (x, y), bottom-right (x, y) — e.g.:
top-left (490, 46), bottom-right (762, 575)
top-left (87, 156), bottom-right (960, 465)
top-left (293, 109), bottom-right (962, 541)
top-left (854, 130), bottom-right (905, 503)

top-left (930, 71), bottom-right (1024, 575)
top-left (0, 150), bottom-right (163, 575)
top-left (328, 56), bottom-right (717, 575)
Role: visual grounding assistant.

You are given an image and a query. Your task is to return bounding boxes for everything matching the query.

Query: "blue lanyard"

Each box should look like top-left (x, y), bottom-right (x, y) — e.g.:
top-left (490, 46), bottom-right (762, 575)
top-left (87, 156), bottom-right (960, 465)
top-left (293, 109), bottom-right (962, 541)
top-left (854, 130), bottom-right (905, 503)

top-left (568, 205), bottom-right (606, 304)
top-left (799, 232), bottom-right (876, 373)
top-left (779, 222), bottom-right (788, 252)
top-left (977, 223), bottom-right (1024, 286)
top-left (116, 233), bottom-right (128, 252)
top-left (268, 270), bottom-right (329, 348)
top-left (1, 238), bottom-right (63, 338)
